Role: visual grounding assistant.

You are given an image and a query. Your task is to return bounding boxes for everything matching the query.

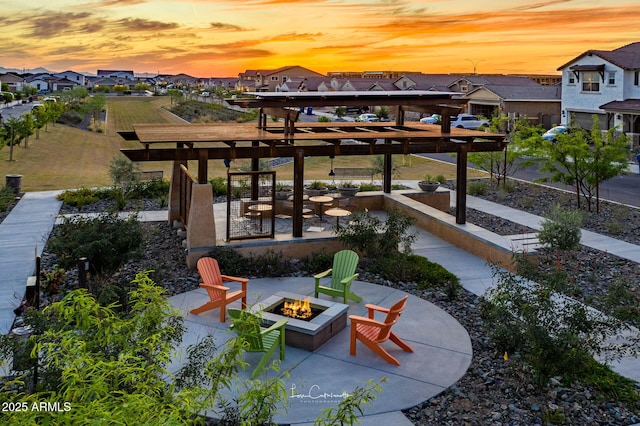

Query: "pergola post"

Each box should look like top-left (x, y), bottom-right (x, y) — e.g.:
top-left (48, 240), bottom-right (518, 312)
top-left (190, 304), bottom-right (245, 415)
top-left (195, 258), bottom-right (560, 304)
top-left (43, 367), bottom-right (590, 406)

top-left (292, 148), bottom-right (305, 238)
top-left (456, 142), bottom-right (470, 224)
top-left (383, 139), bottom-right (392, 193)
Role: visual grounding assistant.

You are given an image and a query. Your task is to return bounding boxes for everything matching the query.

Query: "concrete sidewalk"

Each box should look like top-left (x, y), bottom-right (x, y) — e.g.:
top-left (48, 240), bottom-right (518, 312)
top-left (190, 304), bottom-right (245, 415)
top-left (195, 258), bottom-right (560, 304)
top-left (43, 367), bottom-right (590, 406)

top-left (0, 191), bottom-right (62, 334)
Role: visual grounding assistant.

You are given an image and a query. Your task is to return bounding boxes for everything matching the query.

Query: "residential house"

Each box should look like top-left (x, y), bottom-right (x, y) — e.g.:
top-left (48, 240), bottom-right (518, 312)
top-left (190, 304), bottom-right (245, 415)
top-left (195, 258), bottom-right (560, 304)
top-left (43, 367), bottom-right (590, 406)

top-left (96, 70), bottom-right (135, 84)
top-left (51, 78), bottom-right (79, 92)
top-left (238, 66), bottom-right (325, 92)
top-left (558, 41), bottom-right (640, 143)
top-left (464, 83), bottom-right (561, 128)
top-left (0, 73), bottom-right (25, 91)
top-left (393, 73), bottom-right (458, 91)
top-left (54, 71), bottom-right (87, 87)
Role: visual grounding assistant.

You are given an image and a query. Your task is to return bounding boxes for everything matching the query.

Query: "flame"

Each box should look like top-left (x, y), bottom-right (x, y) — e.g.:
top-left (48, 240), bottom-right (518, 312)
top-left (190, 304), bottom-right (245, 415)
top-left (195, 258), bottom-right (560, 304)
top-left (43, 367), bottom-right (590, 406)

top-left (282, 297), bottom-right (312, 319)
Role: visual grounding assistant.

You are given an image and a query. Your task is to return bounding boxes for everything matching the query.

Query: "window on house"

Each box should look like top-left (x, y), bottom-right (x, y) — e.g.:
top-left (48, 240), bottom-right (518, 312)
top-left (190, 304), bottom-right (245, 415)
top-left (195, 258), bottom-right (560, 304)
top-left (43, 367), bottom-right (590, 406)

top-left (635, 71), bottom-right (639, 86)
top-left (460, 85), bottom-right (468, 92)
top-left (270, 76), bottom-right (279, 81)
top-left (607, 72), bottom-right (616, 85)
top-left (582, 72), bottom-right (600, 92)
top-left (568, 72), bottom-right (575, 85)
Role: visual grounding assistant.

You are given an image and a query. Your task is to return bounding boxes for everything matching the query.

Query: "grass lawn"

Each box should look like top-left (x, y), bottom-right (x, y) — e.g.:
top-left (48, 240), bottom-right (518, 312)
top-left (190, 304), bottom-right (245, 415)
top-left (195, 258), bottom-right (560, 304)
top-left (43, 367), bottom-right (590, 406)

top-left (0, 97), bottom-right (486, 191)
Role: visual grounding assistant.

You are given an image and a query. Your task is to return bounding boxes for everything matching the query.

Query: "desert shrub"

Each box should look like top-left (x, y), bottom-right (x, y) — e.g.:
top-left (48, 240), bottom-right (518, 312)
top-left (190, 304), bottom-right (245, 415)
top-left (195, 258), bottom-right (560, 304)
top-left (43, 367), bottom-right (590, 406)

top-left (210, 176), bottom-right (228, 197)
top-left (246, 250), bottom-right (295, 277)
top-left (538, 204), bottom-right (584, 251)
top-left (56, 187), bottom-right (102, 210)
top-left (467, 180), bottom-right (488, 196)
top-left (358, 183), bottom-right (380, 192)
top-left (298, 249), bottom-right (335, 274)
top-left (0, 185), bottom-right (15, 211)
top-left (481, 261), bottom-right (634, 387)
top-left (47, 212), bottom-right (143, 276)
top-left (599, 280), bottom-right (640, 327)
top-left (336, 207), bottom-right (415, 259)
top-left (109, 155), bottom-right (141, 185)
top-left (370, 252), bottom-right (461, 299)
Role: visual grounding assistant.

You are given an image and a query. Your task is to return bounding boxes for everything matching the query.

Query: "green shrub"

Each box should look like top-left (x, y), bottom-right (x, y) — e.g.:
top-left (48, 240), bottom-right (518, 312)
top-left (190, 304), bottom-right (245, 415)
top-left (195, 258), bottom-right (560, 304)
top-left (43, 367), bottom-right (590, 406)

top-left (247, 250), bottom-right (295, 277)
top-left (47, 212), bottom-right (143, 276)
top-left (210, 176), bottom-right (228, 197)
top-left (0, 186), bottom-right (15, 211)
top-left (298, 249), bottom-right (335, 274)
top-left (358, 183), bottom-right (380, 192)
top-left (538, 204), bottom-right (584, 251)
top-left (481, 260), bottom-right (631, 387)
top-left (370, 252), bottom-right (460, 298)
top-left (57, 187), bottom-right (101, 209)
top-left (336, 207), bottom-right (415, 259)
top-left (467, 180), bottom-right (488, 195)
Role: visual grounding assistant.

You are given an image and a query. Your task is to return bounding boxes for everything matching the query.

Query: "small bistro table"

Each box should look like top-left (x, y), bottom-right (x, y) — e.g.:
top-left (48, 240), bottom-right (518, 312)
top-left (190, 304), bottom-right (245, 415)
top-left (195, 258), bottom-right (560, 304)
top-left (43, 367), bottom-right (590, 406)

top-left (324, 207), bottom-right (352, 228)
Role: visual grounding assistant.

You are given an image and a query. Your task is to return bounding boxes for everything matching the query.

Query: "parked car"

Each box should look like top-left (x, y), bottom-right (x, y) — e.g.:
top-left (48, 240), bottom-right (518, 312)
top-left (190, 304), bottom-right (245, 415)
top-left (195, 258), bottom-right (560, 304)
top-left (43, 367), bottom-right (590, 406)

top-left (420, 114), bottom-right (441, 124)
top-left (31, 103), bottom-right (44, 111)
top-left (450, 114), bottom-right (489, 130)
top-left (356, 113), bottom-right (379, 122)
top-left (542, 125), bottom-right (568, 142)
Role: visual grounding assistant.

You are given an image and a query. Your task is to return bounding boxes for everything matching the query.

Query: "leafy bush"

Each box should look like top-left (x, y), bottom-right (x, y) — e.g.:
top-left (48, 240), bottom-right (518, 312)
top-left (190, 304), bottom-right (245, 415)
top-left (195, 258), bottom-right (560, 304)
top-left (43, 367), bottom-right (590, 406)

top-left (0, 185), bottom-right (15, 211)
top-left (538, 204), bottom-right (584, 251)
top-left (359, 183), bottom-right (380, 192)
top-left (109, 154), bottom-right (141, 185)
top-left (210, 176), bottom-right (228, 197)
top-left (370, 252), bottom-right (460, 299)
top-left (47, 212), bottom-right (143, 276)
top-left (336, 207), bottom-right (416, 259)
top-left (210, 247), bottom-right (294, 277)
top-left (298, 249), bottom-right (335, 274)
top-left (56, 186), bottom-right (102, 209)
top-left (481, 260), bottom-right (634, 387)
top-left (467, 180), bottom-right (488, 196)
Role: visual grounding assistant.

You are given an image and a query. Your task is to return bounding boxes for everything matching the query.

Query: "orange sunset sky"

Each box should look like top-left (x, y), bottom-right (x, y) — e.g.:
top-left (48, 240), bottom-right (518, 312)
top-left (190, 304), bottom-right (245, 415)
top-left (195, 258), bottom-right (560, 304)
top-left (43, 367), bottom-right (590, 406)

top-left (2, 0), bottom-right (640, 78)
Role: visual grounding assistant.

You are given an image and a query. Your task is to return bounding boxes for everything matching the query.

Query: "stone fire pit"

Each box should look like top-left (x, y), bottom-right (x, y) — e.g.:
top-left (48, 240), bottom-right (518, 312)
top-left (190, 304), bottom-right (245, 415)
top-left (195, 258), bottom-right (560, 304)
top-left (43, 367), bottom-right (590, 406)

top-left (253, 291), bottom-right (349, 351)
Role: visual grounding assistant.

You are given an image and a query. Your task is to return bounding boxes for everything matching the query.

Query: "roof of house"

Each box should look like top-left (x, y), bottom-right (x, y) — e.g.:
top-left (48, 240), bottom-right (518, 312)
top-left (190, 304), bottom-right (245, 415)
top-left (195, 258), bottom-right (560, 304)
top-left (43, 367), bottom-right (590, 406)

top-left (558, 42), bottom-right (640, 70)
top-left (0, 73), bottom-right (23, 83)
top-left (599, 99), bottom-right (640, 112)
top-left (467, 84), bottom-right (561, 101)
top-left (398, 73), bottom-right (459, 90)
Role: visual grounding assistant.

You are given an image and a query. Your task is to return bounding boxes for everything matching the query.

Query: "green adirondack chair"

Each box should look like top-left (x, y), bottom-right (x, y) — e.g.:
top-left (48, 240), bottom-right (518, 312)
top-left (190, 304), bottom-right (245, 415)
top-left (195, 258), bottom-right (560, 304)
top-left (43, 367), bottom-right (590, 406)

top-left (228, 308), bottom-right (287, 379)
top-left (314, 249), bottom-right (362, 304)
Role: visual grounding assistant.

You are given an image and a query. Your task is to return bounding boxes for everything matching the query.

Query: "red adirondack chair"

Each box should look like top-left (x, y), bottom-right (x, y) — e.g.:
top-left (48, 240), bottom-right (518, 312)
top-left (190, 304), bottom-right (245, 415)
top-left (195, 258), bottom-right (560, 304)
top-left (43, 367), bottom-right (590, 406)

top-left (349, 295), bottom-right (414, 366)
top-left (190, 257), bottom-right (248, 322)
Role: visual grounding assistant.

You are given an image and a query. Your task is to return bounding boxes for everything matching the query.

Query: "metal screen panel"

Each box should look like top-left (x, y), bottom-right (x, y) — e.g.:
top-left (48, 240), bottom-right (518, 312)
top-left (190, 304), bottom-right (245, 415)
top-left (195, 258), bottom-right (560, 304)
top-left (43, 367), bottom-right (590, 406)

top-left (226, 171), bottom-right (275, 240)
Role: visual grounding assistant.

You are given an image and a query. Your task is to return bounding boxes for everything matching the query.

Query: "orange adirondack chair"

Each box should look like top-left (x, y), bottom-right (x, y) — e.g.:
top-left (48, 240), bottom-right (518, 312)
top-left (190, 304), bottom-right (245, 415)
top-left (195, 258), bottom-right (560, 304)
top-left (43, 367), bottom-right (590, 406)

top-left (190, 257), bottom-right (248, 322)
top-left (349, 295), bottom-right (414, 366)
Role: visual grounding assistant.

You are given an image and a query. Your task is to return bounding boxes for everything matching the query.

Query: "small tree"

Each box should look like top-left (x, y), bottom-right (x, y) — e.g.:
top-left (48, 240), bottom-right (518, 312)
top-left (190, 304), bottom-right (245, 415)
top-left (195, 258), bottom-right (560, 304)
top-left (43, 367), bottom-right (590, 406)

top-left (468, 115), bottom-right (541, 187)
top-left (538, 116), bottom-right (629, 212)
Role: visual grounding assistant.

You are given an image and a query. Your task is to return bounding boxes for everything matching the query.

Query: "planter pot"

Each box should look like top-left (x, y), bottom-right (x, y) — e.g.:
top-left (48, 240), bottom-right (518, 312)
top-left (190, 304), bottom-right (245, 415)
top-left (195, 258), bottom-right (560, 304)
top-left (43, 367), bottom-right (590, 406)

top-left (304, 188), bottom-right (328, 197)
top-left (418, 181), bottom-right (440, 192)
top-left (275, 190), bottom-right (293, 200)
top-left (338, 187), bottom-right (359, 197)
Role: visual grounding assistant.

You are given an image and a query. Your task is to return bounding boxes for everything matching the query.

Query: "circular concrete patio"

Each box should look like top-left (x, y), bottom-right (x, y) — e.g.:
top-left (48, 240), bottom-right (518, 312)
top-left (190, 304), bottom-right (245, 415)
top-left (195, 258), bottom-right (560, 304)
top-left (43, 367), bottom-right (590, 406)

top-left (168, 277), bottom-right (472, 425)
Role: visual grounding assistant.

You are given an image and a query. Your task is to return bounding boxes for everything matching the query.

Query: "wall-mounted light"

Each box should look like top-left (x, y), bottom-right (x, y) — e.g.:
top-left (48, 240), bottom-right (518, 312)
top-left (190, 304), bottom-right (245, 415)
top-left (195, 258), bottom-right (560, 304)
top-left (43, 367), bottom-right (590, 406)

top-left (562, 110), bottom-right (566, 117)
top-left (616, 114), bottom-right (622, 120)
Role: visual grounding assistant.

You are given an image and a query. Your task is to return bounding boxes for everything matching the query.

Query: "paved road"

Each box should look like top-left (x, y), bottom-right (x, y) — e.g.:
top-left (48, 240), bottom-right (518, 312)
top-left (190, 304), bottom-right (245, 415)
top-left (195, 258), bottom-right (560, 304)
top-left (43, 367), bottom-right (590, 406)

top-left (0, 101), bottom-right (38, 121)
top-left (420, 153), bottom-right (640, 208)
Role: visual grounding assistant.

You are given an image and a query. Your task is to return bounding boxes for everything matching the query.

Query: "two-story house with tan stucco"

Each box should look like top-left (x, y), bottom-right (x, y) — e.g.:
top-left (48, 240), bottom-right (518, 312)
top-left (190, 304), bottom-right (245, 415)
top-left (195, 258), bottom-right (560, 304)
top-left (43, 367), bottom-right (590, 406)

top-left (558, 42), bottom-right (640, 144)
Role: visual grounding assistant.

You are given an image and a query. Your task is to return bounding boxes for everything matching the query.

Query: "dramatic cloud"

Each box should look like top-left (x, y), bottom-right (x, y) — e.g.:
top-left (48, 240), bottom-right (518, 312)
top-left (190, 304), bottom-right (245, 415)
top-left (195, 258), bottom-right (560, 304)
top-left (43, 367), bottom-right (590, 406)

top-left (114, 18), bottom-right (180, 32)
top-left (210, 22), bottom-right (248, 31)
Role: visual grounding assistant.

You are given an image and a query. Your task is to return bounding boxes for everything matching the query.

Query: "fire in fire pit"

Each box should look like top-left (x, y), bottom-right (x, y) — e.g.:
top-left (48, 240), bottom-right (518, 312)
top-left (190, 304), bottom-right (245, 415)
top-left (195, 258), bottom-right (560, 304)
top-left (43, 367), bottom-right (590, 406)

top-left (269, 298), bottom-right (325, 322)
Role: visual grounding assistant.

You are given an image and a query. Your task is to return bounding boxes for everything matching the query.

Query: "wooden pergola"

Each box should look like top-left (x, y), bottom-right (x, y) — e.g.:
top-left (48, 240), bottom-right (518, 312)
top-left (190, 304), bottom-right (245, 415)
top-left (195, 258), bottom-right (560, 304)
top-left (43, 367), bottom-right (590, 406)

top-left (120, 91), bottom-right (508, 239)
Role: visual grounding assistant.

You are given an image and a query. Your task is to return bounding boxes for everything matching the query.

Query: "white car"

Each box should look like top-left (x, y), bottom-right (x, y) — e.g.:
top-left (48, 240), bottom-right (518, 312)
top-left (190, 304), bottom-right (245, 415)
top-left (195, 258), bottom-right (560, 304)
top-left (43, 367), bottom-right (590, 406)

top-left (450, 114), bottom-right (489, 130)
top-left (356, 113), bottom-right (379, 122)
top-left (420, 114), bottom-right (441, 124)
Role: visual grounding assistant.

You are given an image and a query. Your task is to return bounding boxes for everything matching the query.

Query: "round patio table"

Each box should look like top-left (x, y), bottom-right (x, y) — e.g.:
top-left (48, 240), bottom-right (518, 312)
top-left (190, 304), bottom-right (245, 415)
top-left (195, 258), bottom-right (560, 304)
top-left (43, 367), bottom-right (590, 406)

top-left (324, 207), bottom-right (351, 227)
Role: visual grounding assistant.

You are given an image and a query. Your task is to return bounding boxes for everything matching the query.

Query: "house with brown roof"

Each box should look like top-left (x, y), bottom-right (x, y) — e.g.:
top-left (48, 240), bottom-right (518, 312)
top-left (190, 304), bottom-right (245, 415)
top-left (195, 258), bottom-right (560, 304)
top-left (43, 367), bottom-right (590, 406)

top-left (558, 41), bottom-right (640, 142)
top-left (238, 66), bottom-right (325, 92)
